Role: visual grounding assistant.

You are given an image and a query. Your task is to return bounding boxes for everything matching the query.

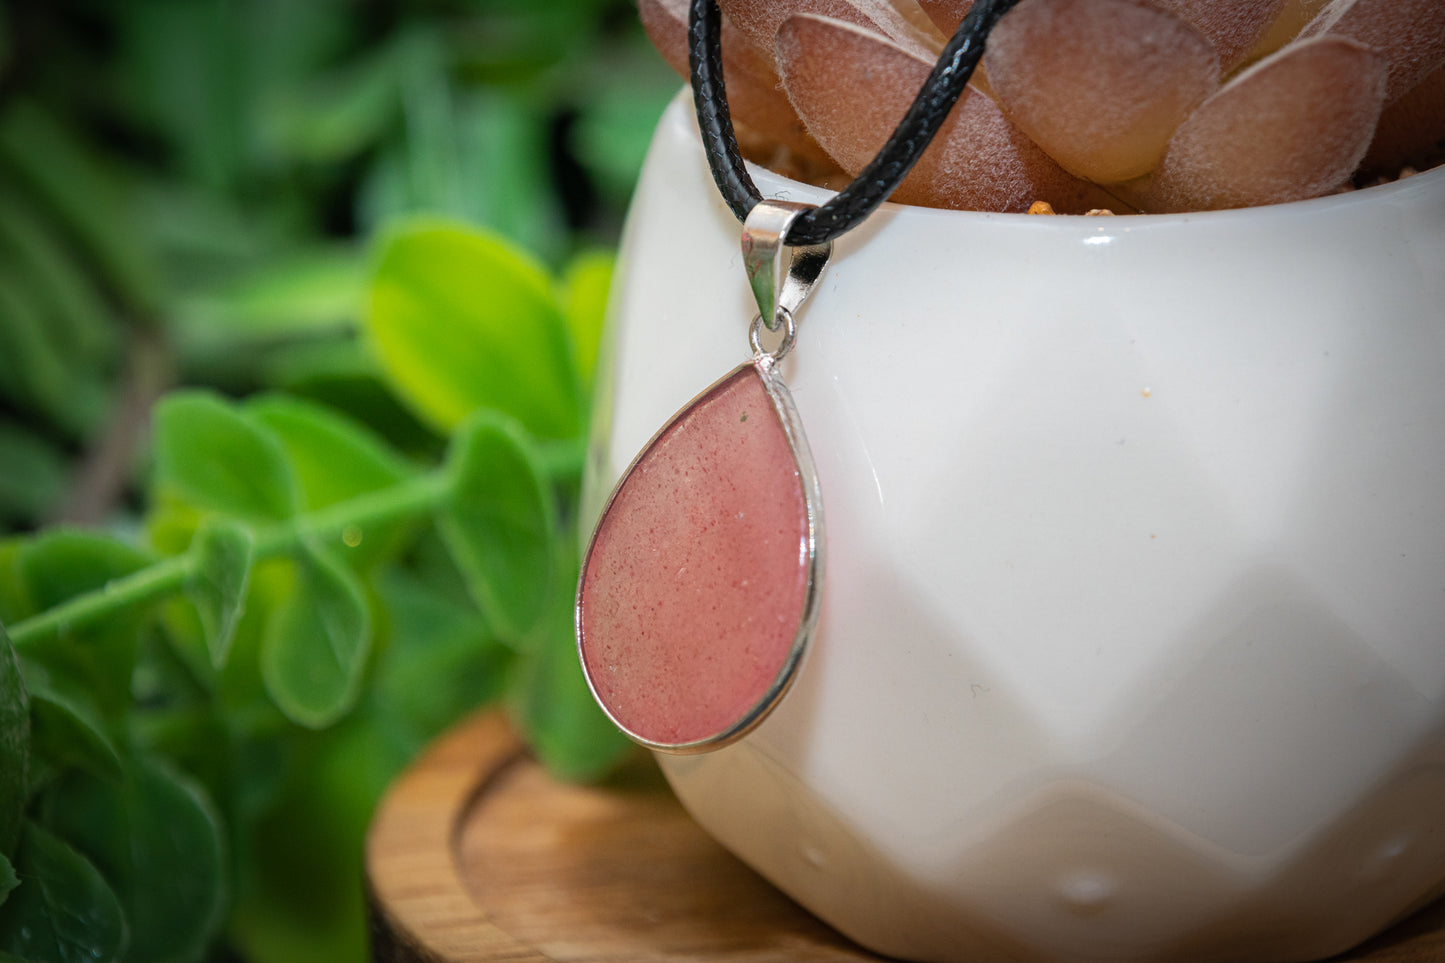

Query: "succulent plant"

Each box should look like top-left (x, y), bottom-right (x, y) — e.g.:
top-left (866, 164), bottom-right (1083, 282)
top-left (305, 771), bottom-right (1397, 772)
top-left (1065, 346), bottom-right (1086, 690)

top-left (641, 0), bottom-right (1445, 212)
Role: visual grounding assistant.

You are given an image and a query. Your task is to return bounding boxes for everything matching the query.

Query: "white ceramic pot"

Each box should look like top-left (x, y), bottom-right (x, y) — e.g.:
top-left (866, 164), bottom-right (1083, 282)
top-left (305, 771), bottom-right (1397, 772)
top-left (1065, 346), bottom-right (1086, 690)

top-left (583, 93), bottom-right (1445, 963)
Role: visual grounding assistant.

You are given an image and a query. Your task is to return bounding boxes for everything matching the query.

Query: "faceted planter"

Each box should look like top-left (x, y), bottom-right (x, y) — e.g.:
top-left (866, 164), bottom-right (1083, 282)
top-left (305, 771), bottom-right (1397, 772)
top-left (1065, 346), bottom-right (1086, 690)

top-left (582, 93), bottom-right (1445, 963)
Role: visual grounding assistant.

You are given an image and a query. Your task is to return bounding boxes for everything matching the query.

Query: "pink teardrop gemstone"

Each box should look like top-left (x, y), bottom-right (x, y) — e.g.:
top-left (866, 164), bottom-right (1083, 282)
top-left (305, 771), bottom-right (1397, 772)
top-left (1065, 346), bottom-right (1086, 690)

top-left (578, 361), bottom-right (820, 751)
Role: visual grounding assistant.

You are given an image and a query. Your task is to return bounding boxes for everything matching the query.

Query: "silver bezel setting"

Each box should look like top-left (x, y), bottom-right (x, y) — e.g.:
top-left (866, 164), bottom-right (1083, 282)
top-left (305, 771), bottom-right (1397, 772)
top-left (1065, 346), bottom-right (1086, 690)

top-left (576, 356), bottom-right (825, 755)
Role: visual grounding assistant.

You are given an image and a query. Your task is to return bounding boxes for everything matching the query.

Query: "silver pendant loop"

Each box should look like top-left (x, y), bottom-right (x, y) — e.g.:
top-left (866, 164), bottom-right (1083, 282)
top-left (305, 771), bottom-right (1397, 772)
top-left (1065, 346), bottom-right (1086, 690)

top-left (749, 305), bottom-right (797, 366)
top-left (741, 200), bottom-right (832, 333)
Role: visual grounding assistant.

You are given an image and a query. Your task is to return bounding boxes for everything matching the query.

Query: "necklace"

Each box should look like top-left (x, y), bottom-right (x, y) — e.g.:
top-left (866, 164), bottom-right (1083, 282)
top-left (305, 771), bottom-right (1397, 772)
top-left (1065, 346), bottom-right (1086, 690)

top-left (577, 0), bottom-right (1022, 753)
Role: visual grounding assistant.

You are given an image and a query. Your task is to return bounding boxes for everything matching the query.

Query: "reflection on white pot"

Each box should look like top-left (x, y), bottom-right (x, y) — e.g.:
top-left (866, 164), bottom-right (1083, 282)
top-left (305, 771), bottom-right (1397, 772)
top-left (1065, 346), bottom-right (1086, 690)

top-left (584, 93), bottom-right (1445, 963)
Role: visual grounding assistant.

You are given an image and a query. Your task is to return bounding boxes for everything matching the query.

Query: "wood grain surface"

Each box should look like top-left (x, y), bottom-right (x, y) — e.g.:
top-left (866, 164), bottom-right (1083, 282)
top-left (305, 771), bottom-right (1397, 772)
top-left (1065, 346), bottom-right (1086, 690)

top-left (365, 710), bottom-right (1445, 962)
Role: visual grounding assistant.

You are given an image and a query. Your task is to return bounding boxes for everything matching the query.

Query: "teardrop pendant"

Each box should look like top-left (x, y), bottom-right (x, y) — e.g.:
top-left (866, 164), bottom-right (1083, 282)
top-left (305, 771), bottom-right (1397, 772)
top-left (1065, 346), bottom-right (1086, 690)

top-left (576, 357), bottom-right (823, 753)
top-left (578, 199), bottom-right (830, 754)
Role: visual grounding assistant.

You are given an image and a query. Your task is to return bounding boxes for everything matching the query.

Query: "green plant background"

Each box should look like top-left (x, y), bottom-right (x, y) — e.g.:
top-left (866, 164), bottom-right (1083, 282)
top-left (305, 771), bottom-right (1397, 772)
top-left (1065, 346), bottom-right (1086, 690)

top-left (0, 1), bottom-right (679, 959)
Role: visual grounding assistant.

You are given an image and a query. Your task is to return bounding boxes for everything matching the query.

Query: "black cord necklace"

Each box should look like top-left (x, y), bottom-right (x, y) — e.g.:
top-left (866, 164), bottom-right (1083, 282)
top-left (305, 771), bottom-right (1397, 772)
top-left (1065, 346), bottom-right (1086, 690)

top-left (688, 0), bottom-right (1023, 246)
top-left (578, 0), bottom-right (1025, 755)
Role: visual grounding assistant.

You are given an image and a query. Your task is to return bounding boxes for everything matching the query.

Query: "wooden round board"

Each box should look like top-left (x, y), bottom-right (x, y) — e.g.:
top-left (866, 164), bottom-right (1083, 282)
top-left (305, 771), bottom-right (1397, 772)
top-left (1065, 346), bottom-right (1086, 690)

top-left (366, 710), bottom-right (1445, 962)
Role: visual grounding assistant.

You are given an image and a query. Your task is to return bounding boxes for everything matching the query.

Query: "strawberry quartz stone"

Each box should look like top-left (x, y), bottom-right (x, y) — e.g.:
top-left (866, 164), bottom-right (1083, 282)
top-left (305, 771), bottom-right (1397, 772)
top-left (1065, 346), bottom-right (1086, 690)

top-left (578, 362), bottom-right (815, 749)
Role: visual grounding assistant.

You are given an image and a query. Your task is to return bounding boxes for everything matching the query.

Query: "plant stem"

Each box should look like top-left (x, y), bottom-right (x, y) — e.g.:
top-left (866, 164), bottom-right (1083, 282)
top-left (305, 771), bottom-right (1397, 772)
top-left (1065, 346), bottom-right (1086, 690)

top-left (252, 472), bottom-right (449, 555)
top-left (58, 327), bottom-right (172, 526)
top-left (8, 554), bottom-right (191, 648)
top-left (9, 471), bottom-right (451, 649)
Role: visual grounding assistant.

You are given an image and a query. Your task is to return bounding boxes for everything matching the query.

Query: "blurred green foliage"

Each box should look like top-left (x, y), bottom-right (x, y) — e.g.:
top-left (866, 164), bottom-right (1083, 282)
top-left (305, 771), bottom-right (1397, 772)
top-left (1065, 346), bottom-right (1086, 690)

top-left (0, 0), bottom-right (680, 960)
top-left (0, 0), bottom-right (678, 526)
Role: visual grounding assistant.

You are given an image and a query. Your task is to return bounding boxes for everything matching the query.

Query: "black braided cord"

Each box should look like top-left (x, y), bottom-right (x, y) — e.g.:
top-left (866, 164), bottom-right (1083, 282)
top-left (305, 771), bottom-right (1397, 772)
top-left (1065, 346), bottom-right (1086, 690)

top-left (687, 0), bottom-right (1023, 246)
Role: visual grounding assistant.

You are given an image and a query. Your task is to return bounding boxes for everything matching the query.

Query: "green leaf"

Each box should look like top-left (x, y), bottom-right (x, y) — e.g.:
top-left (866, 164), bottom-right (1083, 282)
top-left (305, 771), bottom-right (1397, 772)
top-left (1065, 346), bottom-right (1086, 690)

top-left (0, 188), bottom-right (118, 367)
top-left (558, 249), bottom-right (613, 394)
top-left (126, 622), bottom-right (229, 768)
top-left (439, 412), bottom-right (555, 639)
top-left (41, 756), bottom-right (225, 963)
top-left (153, 391), bottom-right (298, 522)
top-left (184, 518), bottom-right (254, 669)
top-left (0, 101), bottom-right (161, 315)
top-left (264, 42), bottom-right (400, 164)
top-left (258, 341), bottom-right (442, 456)
top-left (0, 853), bottom-right (16, 910)
top-left (13, 532), bottom-right (153, 721)
top-left (511, 571), bottom-right (634, 782)
top-left (115, 0), bottom-right (245, 193)
top-left (372, 571), bottom-right (511, 746)
top-left (0, 267), bottom-right (93, 436)
top-left (26, 679), bottom-right (122, 785)
top-left (261, 547), bottom-right (371, 728)
top-left (15, 533), bottom-right (153, 614)
top-left (247, 395), bottom-right (415, 569)
top-left (570, 38), bottom-right (679, 206)
top-left (0, 540), bottom-right (29, 626)
top-left (366, 221), bottom-right (580, 439)
top-left (395, 29), bottom-right (453, 214)
top-left (229, 713), bottom-right (397, 963)
top-left (0, 624), bottom-right (28, 855)
top-left (172, 246), bottom-right (362, 347)
top-left (453, 90), bottom-right (565, 259)
top-left (136, 181), bottom-right (267, 265)
top-left (236, 0), bottom-right (355, 128)
top-left (259, 338), bottom-right (376, 388)
top-left (0, 420), bottom-right (68, 526)
top-left (246, 394), bottom-right (411, 511)
top-left (0, 822), bottom-right (128, 963)
top-left (447, 0), bottom-right (609, 73)
top-left (206, 557), bottom-right (290, 726)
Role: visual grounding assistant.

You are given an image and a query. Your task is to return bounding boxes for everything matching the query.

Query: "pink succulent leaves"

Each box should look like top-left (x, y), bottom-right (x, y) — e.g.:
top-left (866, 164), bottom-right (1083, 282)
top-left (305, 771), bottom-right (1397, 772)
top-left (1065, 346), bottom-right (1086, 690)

top-left (776, 13), bottom-right (1120, 212)
top-left (982, 0), bottom-right (1221, 186)
top-left (578, 362), bottom-right (819, 751)
top-left (1122, 35), bottom-right (1387, 211)
top-left (645, 0), bottom-right (1444, 212)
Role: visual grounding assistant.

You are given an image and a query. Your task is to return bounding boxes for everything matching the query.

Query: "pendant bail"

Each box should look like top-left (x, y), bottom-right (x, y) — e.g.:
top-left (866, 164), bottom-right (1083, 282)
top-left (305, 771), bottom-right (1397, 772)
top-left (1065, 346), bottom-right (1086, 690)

top-left (741, 200), bottom-right (832, 334)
